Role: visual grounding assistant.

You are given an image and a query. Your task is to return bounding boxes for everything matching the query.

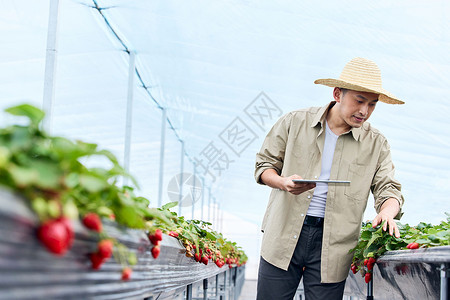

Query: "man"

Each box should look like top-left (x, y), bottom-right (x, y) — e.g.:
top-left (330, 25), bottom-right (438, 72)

top-left (254, 57), bottom-right (405, 300)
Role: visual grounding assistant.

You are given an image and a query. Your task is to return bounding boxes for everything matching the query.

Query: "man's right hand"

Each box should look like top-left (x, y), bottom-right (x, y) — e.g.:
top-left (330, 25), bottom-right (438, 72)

top-left (261, 170), bottom-right (316, 195)
top-left (282, 174), bottom-right (316, 195)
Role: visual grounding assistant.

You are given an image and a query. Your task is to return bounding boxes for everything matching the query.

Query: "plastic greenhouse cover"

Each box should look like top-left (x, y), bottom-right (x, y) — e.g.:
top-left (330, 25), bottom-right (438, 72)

top-left (1, 0), bottom-right (450, 277)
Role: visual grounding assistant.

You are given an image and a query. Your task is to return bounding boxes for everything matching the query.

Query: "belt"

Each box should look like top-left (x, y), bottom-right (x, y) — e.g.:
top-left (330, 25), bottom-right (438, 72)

top-left (303, 215), bottom-right (324, 227)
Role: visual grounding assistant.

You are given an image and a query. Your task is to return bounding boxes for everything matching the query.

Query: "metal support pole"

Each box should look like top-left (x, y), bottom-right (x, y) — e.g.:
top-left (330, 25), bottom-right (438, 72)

top-left (366, 279), bottom-right (373, 300)
top-left (201, 178), bottom-right (205, 220)
top-left (178, 141), bottom-right (184, 216)
top-left (218, 202), bottom-right (222, 232)
top-left (441, 264), bottom-right (448, 300)
top-left (212, 197), bottom-right (216, 229)
top-left (203, 278), bottom-right (208, 300)
top-left (42, 0), bottom-right (60, 133)
top-left (186, 283), bottom-right (193, 300)
top-left (215, 274), bottom-right (219, 299)
top-left (191, 163), bottom-right (196, 219)
top-left (157, 108), bottom-right (167, 208)
top-left (223, 270), bottom-right (227, 299)
top-left (229, 267), bottom-right (233, 299)
top-left (233, 268), bottom-right (239, 300)
top-left (208, 187), bottom-right (211, 222)
top-left (123, 52), bottom-right (136, 186)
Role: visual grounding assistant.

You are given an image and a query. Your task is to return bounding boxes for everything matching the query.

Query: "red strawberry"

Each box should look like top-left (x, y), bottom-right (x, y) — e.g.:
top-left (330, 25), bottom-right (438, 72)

top-left (351, 264), bottom-right (357, 274)
top-left (90, 252), bottom-right (105, 270)
top-left (363, 258), bottom-right (368, 266)
top-left (168, 231), bottom-right (179, 238)
top-left (98, 239), bottom-right (113, 259)
top-left (365, 272), bottom-right (372, 283)
top-left (154, 229), bottom-right (163, 241)
top-left (58, 217), bottom-right (74, 248)
top-left (194, 253), bottom-right (201, 262)
top-left (201, 255), bottom-right (209, 265)
top-left (407, 242), bottom-right (419, 249)
top-left (215, 258), bottom-right (224, 268)
top-left (151, 245), bottom-right (160, 259)
top-left (367, 257), bottom-right (376, 270)
top-left (82, 213), bottom-right (102, 232)
top-left (121, 267), bottom-right (132, 280)
top-left (148, 229), bottom-right (163, 245)
top-left (37, 219), bottom-right (70, 255)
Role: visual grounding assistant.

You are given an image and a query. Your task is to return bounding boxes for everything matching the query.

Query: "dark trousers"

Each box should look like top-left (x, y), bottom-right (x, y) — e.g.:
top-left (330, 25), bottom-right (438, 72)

top-left (256, 224), bottom-right (346, 300)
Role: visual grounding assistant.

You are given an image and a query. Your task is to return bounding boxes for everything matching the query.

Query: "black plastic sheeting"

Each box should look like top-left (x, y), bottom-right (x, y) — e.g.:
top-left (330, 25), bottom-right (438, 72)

top-left (0, 189), bottom-right (244, 300)
top-left (344, 246), bottom-right (450, 300)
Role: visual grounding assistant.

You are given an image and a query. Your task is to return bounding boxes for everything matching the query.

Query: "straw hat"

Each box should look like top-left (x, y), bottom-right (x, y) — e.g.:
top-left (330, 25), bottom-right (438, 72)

top-left (314, 57), bottom-right (404, 104)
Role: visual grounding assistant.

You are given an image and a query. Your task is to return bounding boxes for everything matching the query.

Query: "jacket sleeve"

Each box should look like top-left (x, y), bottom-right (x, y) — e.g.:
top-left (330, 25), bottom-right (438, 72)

top-left (371, 139), bottom-right (405, 219)
top-left (254, 112), bottom-right (292, 185)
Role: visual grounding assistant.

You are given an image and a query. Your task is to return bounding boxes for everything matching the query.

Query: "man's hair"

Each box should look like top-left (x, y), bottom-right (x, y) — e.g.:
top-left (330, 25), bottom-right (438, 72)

top-left (339, 88), bottom-right (348, 95)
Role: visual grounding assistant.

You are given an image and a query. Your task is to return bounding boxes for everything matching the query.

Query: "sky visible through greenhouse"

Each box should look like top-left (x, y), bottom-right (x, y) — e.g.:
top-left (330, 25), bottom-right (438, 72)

top-left (1, 0), bottom-right (450, 278)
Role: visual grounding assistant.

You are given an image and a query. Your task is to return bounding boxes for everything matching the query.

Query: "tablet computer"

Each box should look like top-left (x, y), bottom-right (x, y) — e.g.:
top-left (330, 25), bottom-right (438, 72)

top-left (292, 179), bottom-right (350, 184)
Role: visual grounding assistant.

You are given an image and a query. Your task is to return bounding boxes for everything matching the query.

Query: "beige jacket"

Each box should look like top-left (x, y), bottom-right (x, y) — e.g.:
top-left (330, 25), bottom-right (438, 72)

top-left (255, 102), bottom-right (404, 283)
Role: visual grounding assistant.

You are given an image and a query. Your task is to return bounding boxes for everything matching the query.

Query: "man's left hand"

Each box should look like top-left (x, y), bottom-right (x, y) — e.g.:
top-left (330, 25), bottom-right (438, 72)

top-left (372, 198), bottom-right (401, 238)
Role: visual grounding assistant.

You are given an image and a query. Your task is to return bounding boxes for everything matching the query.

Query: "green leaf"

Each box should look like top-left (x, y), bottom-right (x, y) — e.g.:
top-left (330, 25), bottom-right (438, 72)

top-left (5, 104), bottom-right (45, 128)
top-left (161, 201), bottom-right (178, 211)
top-left (9, 164), bottom-right (39, 187)
top-left (427, 235), bottom-right (440, 243)
top-left (64, 173), bottom-right (79, 188)
top-left (366, 232), bottom-right (382, 249)
top-left (415, 238), bottom-right (429, 244)
top-left (115, 206), bottom-right (145, 229)
top-left (10, 126), bottom-right (32, 150)
top-left (360, 230), bottom-right (372, 241)
top-left (79, 174), bottom-right (107, 192)
top-left (30, 159), bottom-right (61, 189)
top-left (133, 196), bottom-right (150, 208)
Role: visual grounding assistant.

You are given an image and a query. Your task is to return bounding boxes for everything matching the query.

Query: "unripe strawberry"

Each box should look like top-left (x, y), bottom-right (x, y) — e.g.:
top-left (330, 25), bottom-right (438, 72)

top-left (82, 213), bottom-right (102, 232)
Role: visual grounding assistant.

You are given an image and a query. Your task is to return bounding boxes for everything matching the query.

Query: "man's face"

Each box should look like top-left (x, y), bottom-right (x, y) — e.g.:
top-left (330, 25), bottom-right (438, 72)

top-left (334, 88), bottom-right (379, 129)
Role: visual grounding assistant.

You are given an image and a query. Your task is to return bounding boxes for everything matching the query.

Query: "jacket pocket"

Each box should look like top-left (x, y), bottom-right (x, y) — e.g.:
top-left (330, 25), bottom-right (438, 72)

top-left (344, 164), bottom-right (373, 201)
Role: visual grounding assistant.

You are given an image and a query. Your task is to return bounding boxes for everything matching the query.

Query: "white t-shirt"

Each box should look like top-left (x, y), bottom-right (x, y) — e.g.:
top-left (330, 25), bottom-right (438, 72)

top-left (306, 120), bottom-right (339, 218)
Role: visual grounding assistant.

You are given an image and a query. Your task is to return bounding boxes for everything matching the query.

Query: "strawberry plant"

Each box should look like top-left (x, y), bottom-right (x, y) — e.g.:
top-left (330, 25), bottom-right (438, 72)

top-left (0, 104), bottom-right (248, 279)
top-left (350, 213), bottom-right (450, 282)
top-left (151, 202), bottom-right (248, 268)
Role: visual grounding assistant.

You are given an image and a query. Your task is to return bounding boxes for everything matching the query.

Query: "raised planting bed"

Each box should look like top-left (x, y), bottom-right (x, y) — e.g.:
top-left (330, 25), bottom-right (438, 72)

top-left (0, 188), bottom-right (245, 299)
top-left (345, 243), bottom-right (449, 299)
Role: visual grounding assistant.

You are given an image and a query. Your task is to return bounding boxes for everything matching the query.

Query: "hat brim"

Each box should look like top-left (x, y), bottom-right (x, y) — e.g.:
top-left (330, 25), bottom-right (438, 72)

top-left (314, 78), bottom-right (404, 105)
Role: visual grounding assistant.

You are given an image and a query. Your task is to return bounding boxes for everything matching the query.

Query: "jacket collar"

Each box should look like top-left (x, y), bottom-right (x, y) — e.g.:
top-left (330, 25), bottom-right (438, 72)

top-left (310, 101), bottom-right (362, 141)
